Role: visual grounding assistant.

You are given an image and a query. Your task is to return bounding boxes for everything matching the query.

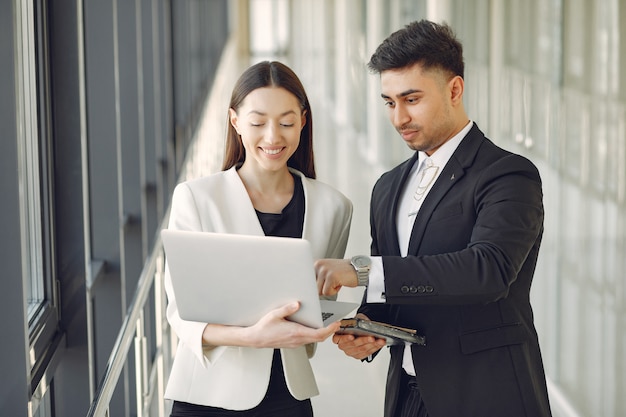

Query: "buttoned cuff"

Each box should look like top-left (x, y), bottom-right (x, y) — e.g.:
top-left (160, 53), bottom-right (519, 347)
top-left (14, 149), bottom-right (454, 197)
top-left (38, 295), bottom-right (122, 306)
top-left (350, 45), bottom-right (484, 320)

top-left (365, 256), bottom-right (386, 303)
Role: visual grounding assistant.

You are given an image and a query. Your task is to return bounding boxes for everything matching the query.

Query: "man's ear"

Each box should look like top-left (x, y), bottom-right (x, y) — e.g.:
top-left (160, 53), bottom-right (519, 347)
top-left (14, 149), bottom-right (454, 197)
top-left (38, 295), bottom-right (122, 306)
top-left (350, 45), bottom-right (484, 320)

top-left (229, 108), bottom-right (240, 134)
top-left (449, 76), bottom-right (464, 105)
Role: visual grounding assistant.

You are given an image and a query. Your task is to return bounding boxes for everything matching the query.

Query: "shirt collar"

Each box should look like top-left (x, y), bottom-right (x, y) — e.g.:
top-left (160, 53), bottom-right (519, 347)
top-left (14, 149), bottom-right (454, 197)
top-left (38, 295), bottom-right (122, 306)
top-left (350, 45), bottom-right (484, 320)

top-left (416, 120), bottom-right (473, 169)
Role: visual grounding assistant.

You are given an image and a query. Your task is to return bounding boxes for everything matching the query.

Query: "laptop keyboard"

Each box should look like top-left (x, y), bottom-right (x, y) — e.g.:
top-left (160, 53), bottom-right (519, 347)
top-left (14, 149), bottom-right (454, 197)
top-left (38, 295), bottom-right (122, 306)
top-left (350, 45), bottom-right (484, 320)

top-left (321, 312), bottom-right (333, 321)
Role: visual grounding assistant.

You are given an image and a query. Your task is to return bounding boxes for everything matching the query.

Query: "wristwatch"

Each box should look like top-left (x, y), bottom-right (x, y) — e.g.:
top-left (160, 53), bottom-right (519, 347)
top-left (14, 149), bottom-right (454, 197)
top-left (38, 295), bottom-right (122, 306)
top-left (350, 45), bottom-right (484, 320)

top-left (350, 255), bottom-right (371, 287)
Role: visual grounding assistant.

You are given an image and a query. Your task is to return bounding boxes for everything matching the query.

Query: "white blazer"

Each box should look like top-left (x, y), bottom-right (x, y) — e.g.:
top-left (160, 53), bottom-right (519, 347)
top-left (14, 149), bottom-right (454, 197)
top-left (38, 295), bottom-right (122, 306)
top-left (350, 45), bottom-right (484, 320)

top-left (164, 167), bottom-right (353, 409)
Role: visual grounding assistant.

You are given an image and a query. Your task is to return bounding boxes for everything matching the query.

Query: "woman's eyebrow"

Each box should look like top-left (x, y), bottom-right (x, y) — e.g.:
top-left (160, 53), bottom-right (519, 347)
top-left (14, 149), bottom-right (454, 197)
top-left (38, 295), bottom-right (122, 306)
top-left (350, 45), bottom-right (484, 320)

top-left (246, 110), bottom-right (297, 116)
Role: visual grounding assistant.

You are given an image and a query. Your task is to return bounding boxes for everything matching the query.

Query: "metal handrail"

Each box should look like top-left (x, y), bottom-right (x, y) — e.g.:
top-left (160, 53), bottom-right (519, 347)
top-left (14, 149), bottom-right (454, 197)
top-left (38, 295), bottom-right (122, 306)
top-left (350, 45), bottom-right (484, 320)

top-left (86, 218), bottom-right (168, 417)
top-left (86, 37), bottom-right (240, 417)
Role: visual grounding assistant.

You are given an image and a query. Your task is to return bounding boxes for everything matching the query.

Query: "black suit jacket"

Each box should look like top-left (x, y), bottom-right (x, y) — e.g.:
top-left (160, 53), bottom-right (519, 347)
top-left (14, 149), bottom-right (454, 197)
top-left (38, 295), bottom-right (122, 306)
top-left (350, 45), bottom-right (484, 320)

top-left (360, 124), bottom-right (552, 417)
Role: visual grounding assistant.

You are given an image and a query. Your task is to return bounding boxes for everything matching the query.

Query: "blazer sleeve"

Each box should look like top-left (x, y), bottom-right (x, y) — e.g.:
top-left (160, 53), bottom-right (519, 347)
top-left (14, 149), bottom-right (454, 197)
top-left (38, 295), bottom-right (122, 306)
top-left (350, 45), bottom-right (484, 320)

top-left (164, 182), bottom-right (227, 366)
top-left (382, 153), bottom-right (544, 305)
top-left (358, 181), bottom-right (393, 322)
top-left (300, 175), bottom-right (353, 259)
top-left (324, 193), bottom-right (352, 259)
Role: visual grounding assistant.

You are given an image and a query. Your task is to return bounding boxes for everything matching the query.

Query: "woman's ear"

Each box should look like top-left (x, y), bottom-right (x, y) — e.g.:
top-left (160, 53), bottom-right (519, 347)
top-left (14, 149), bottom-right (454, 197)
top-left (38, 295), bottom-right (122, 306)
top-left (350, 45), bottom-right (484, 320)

top-left (300, 109), bottom-right (307, 130)
top-left (229, 108), bottom-right (240, 134)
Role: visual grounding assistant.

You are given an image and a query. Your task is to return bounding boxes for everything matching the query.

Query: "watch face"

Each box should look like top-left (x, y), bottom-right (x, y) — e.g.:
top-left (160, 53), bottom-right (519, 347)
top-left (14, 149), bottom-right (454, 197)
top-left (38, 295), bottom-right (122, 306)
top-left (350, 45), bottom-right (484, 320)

top-left (353, 256), bottom-right (371, 268)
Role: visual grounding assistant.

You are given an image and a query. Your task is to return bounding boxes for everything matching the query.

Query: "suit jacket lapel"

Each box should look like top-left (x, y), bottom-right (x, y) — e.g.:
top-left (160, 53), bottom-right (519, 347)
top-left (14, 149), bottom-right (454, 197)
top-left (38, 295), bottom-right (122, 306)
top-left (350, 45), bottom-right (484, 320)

top-left (385, 153), bottom-right (419, 256)
top-left (407, 125), bottom-right (484, 254)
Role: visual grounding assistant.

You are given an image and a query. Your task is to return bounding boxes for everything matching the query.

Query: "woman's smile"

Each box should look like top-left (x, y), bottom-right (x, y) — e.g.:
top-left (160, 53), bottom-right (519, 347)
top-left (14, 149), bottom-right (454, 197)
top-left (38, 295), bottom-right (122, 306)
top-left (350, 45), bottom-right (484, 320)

top-left (261, 147), bottom-right (285, 156)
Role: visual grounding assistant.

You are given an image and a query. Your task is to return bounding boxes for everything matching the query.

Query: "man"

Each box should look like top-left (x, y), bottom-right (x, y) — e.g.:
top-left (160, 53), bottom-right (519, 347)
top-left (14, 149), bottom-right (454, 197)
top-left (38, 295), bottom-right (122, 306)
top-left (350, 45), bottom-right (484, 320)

top-left (315, 20), bottom-right (552, 417)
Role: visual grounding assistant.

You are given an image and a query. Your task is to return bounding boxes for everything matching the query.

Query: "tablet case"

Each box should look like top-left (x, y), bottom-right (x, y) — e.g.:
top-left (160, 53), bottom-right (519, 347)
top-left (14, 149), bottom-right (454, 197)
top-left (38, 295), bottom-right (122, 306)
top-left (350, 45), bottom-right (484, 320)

top-left (338, 318), bottom-right (426, 346)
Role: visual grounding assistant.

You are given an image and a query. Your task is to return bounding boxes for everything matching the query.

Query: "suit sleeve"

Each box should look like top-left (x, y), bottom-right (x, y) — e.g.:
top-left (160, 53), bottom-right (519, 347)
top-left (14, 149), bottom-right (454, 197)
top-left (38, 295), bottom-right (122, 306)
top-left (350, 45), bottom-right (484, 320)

top-left (359, 182), bottom-right (393, 322)
top-left (382, 154), bottom-right (544, 305)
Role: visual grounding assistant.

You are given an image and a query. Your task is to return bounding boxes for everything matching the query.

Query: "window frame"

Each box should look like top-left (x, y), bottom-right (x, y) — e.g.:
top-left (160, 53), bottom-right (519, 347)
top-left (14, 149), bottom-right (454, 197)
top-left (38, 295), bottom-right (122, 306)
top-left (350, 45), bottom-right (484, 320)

top-left (16, 0), bottom-right (61, 408)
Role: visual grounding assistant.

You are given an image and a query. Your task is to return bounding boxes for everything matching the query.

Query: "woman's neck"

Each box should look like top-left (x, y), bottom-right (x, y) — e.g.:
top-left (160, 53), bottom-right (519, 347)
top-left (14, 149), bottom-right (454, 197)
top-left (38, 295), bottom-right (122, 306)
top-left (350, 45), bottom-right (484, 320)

top-left (237, 165), bottom-right (295, 214)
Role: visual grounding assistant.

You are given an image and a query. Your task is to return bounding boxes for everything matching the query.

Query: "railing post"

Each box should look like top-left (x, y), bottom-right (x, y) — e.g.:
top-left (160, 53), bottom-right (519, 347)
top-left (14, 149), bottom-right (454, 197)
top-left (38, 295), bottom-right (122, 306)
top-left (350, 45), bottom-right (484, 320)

top-left (154, 250), bottom-right (167, 417)
top-left (134, 310), bottom-right (148, 417)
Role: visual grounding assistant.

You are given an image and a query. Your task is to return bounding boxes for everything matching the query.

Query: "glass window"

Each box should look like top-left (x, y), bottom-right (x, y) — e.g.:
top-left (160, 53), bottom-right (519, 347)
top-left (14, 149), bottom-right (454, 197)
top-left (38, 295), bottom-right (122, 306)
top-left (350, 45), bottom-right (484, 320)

top-left (563, 0), bottom-right (593, 93)
top-left (25, 0), bottom-right (53, 322)
top-left (22, 0), bottom-right (57, 327)
top-left (249, 0), bottom-right (289, 57)
top-left (30, 380), bottom-right (53, 417)
top-left (16, 0), bottom-right (59, 393)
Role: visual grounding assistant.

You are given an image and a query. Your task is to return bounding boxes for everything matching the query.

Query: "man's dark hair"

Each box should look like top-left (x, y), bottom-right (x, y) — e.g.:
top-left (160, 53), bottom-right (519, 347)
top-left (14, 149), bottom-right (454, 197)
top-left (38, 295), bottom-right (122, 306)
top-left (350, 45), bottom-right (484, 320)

top-left (368, 20), bottom-right (464, 79)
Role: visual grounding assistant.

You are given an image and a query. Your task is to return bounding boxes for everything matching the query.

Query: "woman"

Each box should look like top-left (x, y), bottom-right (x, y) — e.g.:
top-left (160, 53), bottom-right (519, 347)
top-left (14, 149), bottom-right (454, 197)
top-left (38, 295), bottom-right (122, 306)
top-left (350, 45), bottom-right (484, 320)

top-left (164, 61), bottom-right (353, 416)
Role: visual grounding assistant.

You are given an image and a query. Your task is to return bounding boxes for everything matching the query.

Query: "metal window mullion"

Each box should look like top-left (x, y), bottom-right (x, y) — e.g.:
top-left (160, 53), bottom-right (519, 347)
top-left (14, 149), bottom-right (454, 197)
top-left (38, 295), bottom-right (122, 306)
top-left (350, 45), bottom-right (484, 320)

top-left (75, 0), bottom-right (97, 401)
top-left (135, 0), bottom-right (149, 258)
top-left (15, 0), bottom-right (45, 317)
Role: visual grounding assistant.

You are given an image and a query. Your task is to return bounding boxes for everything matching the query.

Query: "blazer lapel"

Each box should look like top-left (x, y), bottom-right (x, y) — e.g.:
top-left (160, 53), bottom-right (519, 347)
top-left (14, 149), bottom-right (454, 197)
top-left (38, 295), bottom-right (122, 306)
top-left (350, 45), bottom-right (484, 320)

top-left (407, 125), bottom-right (484, 254)
top-left (385, 153), bottom-right (420, 256)
top-left (222, 167), bottom-right (266, 236)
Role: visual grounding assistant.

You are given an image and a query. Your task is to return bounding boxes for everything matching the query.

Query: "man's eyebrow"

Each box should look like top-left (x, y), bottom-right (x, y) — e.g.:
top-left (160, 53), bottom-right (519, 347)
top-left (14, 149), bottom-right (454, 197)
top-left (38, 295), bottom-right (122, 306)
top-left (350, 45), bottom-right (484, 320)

top-left (381, 89), bottom-right (422, 100)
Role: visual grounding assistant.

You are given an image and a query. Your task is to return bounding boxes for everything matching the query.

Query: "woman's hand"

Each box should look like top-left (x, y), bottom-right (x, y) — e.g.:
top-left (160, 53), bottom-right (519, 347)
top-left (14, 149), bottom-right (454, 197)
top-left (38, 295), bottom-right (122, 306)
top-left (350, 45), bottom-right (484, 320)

top-left (201, 301), bottom-right (340, 349)
top-left (246, 302), bottom-right (341, 348)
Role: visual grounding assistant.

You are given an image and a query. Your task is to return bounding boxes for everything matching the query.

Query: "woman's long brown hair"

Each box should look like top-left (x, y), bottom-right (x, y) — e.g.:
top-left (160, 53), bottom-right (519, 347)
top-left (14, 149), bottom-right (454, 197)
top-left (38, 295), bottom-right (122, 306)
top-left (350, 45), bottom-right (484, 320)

top-left (221, 61), bottom-right (315, 178)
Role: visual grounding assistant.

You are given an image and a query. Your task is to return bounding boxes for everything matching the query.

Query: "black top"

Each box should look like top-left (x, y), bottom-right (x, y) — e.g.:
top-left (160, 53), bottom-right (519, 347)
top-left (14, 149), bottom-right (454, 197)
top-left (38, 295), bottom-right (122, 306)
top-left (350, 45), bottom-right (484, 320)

top-left (255, 173), bottom-right (309, 408)
top-left (255, 173), bottom-right (305, 238)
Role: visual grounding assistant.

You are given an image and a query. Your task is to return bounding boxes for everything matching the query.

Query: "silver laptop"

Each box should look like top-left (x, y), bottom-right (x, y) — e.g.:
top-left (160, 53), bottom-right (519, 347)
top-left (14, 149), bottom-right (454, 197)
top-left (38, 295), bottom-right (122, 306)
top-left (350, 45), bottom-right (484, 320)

top-left (161, 229), bottom-right (358, 329)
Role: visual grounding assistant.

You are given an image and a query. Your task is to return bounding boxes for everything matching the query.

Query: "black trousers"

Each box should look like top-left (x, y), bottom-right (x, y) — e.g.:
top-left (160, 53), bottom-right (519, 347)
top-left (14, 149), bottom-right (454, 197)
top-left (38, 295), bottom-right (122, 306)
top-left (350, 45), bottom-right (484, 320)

top-left (170, 350), bottom-right (313, 417)
top-left (394, 371), bottom-right (429, 417)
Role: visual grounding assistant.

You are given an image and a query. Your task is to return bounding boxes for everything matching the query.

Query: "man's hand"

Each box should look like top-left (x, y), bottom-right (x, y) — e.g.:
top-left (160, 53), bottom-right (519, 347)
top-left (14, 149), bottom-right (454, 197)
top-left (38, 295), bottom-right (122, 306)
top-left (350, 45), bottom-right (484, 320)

top-left (332, 314), bottom-right (386, 360)
top-left (314, 258), bottom-right (358, 296)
